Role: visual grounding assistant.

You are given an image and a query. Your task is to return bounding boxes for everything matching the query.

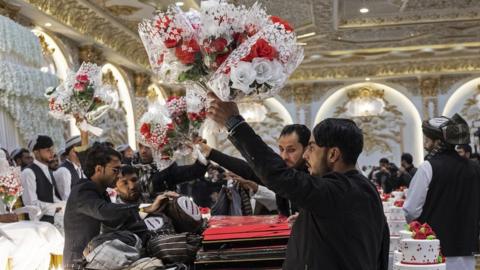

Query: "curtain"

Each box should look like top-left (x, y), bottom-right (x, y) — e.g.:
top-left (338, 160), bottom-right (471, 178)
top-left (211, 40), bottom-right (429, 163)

top-left (0, 107), bottom-right (22, 152)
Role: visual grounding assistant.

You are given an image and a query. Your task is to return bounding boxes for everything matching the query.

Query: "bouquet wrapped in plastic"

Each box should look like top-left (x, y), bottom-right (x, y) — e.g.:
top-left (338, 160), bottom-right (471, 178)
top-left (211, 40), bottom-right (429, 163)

top-left (199, 1), bottom-right (268, 72)
top-left (0, 151), bottom-right (22, 213)
top-left (138, 92), bottom-right (206, 170)
top-left (45, 62), bottom-right (119, 136)
top-left (139, 6), bottom-right (208, 84)
top-left (208, 17), bottom-right (304, 101)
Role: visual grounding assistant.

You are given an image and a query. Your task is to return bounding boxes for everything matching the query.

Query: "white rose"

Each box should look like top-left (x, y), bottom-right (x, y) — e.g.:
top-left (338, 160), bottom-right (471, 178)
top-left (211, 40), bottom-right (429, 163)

top-left (265, 60), bottom-right (285, 87)
top-left (230, 61), bottom-right (256, 94)
top-left (252, 58), bottom-right (273, 84)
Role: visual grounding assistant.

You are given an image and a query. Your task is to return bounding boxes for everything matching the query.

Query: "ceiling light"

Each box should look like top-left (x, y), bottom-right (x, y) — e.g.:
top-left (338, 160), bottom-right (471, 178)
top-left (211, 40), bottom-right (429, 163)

top-left (44, 22), bottom-right (52, 27)
top-left (359, 7), bottom-right (369, 13)
top-left (365, 77), bottom-right (371, 81)
top-left (337, 36), bottom-right (342, 40)
top-left (297, 32), bottom-right (316, 39)
top-left (175, 1), bottom-right (184, 6)
top-left (40, 66), bottom-right (49, 73)
top-left (297, 42), bottom-right (307, 46)
top-left (310, 54), bottom-right (321, 60)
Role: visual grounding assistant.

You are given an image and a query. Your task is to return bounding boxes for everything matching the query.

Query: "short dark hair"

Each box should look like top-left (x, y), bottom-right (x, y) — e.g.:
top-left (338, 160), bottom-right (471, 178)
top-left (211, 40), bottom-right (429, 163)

top-left (457, 144), bottom-right (472, 154)
top-left (120, 165), bottom-right (137, 176)
top-left (313, 118), bottom-right (363, 165)
top-left (83, 143), bottom-right (122, 178)
top-left (379, 158), bottom-right (389, 164)
top-left (401, 153), bottom-right (413, 165)
top-left (280, 124), bottom-right (311, 147)
top-left (13, 148), bottom-right (29, 160)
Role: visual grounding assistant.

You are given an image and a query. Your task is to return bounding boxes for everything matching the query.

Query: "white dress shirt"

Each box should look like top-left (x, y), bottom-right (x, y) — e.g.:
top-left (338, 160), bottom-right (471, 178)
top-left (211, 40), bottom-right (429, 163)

top-left (53, 160), bottom-right (84, 200)
top-left (403, 160), bottom-right (432, 223)
top-left (250, 185), bottom-right (277, 212)
top-left (20, 159), bottom-right (65, 217)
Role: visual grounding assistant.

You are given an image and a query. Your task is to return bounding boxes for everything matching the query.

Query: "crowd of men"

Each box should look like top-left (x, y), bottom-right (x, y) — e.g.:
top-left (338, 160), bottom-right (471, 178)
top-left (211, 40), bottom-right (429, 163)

top-left (0, 93), bottom-right (479, 270)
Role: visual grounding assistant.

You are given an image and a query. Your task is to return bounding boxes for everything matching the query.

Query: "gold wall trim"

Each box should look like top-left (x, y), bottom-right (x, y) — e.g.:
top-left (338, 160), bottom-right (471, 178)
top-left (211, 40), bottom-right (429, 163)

top-left (290, 57), bottom-right (480, 81)
top-left (25, 0), bottom-right (149, 69)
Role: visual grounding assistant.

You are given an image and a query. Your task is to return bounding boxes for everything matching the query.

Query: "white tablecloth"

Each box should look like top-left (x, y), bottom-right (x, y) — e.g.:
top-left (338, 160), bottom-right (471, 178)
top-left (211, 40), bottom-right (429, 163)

top-left (0, 221), bottom-right (64, 270)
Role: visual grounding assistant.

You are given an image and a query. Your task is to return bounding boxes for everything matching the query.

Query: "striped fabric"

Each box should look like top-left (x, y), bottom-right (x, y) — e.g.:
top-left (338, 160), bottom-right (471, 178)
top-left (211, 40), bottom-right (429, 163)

top-left (146, 233), bottom-right (202, 264)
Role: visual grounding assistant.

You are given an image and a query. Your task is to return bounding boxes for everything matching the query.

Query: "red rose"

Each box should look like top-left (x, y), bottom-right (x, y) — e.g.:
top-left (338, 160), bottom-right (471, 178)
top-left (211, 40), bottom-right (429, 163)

top-left (214, 52), bottom-right (230, 68)
top-left (255, 39), bottom-right (277, 60)
top-left (175, 39), bottom-right (200, 65)
top-left (393, 200), bottom-right (404, 207)
top-left (414, 231), bottom-right (427, 240)
top-left (241, 38), bottom-right (277, 62)
top-left (76, 74), bottom-right (89, 83)
top-left (270, 16), bottom-right (294, 32)
top-left (140, 123), bottom-right (151, 136)
top-left (408, 221), bottom-right (422, 232)
top-left (214, 38), bottom-right (228, 52)
top-left (74, 82), bottom-right (85, 92)
top-left (166, 123), bottom-right (175, 130)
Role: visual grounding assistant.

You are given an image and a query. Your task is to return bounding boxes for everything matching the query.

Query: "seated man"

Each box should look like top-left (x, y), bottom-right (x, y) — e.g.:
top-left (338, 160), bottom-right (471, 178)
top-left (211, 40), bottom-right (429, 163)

top-left (63, 143), bottom-right (166, 270)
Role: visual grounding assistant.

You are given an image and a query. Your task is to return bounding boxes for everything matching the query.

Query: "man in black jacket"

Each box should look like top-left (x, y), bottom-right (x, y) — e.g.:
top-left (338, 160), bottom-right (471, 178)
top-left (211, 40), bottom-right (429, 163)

top-left (207, 93), bottom-right (389, 270)
top-left (63, 143), bottom-right (165, 270)
top-left (199, 124), bottom-right (310, 217)
top-left (404, 114), bottom-right (480, 269)
top-left (133, 143), bottom-right (208, 201)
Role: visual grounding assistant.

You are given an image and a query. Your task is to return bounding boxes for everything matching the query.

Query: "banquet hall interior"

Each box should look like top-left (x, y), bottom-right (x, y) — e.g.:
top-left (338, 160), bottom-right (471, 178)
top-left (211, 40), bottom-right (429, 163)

top-left (1, 0), bottom-right (480, 269)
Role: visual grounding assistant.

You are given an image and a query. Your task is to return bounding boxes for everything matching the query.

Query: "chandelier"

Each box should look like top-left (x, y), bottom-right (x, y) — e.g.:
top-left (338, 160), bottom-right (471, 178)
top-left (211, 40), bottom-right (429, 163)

top-left (238, 102), bottom-right (268, 123)
top-left (346, 87), bottom-right (385, 117)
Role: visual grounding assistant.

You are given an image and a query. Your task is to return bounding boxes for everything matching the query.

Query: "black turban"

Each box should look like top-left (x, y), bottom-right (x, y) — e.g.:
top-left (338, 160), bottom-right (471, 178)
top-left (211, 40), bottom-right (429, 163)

top-left (422, 113), bottom-right (470, 145)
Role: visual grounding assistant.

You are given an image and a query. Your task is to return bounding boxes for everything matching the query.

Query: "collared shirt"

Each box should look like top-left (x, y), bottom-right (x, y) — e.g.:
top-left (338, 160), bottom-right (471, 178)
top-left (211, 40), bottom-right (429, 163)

top-left (21, 159), bottom-right (64, 217)
top-left (403, 161), bottom-right (432, 223)
top-left (54, 159), bottom-right (85, 200)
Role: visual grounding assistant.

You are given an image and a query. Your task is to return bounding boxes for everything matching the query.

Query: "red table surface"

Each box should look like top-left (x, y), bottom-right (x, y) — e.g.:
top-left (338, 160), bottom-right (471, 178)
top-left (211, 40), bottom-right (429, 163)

top-left (203, 215), bottom-right (291, 241)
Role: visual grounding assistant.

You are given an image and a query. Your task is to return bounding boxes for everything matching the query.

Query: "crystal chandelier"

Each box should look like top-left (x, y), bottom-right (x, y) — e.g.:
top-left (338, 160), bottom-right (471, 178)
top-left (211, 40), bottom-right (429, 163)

top-left (346, 87), bottom-right (385, 117)
top-left (238, 102), bottom-right (268, 123)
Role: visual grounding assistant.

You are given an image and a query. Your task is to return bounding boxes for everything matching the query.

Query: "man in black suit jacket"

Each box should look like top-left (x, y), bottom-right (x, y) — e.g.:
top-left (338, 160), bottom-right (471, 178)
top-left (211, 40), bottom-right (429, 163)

top-left (63, 143), bottom-right (166, 270)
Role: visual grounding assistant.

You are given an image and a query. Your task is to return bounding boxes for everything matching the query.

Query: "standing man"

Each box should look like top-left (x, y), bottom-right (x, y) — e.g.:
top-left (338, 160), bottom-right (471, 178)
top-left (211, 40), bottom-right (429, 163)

top-left (398, 153), bottom-right (417, 187)
top-left (207, 93), bottom-right (388, 270)
top-left (404, 114), bottom-right (480, 270)
top-left (21, 135), bottom-right (64, 224)
top-left (54, 136), bottom-right (85, 200)
top-left (10, 148), bottom-right (33, 170)
top-left (116, 144), bottom-right (134, 164)
top-left (198, 124), bottom-right (311, 217)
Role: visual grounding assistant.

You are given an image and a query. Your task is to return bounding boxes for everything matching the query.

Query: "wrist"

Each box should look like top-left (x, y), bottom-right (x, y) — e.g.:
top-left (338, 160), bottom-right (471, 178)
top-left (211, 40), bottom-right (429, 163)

top-left (225, 115), bottom-right (245, 133)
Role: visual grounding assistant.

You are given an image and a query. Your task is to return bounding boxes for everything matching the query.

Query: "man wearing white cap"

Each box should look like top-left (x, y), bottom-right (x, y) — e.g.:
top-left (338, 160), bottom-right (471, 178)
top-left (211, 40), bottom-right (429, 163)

top-left (10, 148), bottom-right (33, 170)
top-left (21, 135), bottom-right (65, 224)
top-left (54, 136), bottom-right (85, 200)
top-left (116, 144), bottom-right (134, 165)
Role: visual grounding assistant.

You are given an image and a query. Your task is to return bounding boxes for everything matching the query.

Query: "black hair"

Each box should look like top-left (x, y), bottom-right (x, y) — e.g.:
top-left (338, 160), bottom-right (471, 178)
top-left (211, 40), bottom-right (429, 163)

top-left (379, 158), bottom-right (389, 164)
top-left (120, 165), bottom-right (138, 176)
top-left (457, 144), bottom-right (472, 154)
top-left (13, 148), bottom-right (29, 161)
top-left (65, 144), bottom-right (80, 156)
top-left (279, 124), bottom-right (311, 147)
top-left (313, 118), bottom-right (363, 165)
top-left (83, 143), bottom-right (122, 178)
top-left (401, 153), bottom-right (413, 165)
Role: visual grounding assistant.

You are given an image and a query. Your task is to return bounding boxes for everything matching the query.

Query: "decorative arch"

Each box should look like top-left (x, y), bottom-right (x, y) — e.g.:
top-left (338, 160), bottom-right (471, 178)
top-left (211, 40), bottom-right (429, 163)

top-left (205, 97), bottom-right (293, 158)
top-left (443, 77), bottom-right (480, 144)
top-left (100, 63), bottom-right (136, 149)
top-left (314, 82), bottom-right (424, 166)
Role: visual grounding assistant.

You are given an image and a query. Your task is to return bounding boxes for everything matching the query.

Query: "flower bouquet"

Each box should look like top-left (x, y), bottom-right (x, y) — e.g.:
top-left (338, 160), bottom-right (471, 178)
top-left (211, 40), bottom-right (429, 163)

top-left (208, 17), bottom-right (304, 101)
top-left (0, 151), bottom-right (22, 213)
top-left (139, 6), bottom-right (208, 84)
top-left (138, 94), bottom-right (206, 170)
top-left (45, 62), bottom-right (119, 136)
top-left (199, 1), bottom-right (268, 72)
